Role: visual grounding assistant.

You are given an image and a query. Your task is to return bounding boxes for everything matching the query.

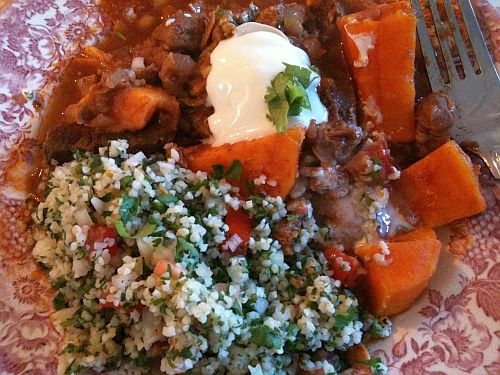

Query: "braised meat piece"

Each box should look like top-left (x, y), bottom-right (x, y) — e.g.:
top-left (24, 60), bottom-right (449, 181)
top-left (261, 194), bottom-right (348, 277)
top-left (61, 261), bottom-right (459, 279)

top-left (415, 92), bottom-right (455, 157)
top-left (300, 162), bottom-right (351, 198)
top-left (256, 4), bottom-right (284, 28)
top-left (43, 113), bottom-right (178, 162)
top-left (318, 77), bottom-right (357, 127)
top-left (152, 11), bottom-right (205, 54)
top-left (306, 121), bottom-right (363, 165)
top-left (159, 53), bottom-right (197, 97)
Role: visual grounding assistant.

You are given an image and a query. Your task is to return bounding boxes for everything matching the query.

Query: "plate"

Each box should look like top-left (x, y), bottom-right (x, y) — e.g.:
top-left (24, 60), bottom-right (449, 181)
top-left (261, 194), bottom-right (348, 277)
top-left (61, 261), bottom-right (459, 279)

top-left (0, 1), bottom-right (499, 374)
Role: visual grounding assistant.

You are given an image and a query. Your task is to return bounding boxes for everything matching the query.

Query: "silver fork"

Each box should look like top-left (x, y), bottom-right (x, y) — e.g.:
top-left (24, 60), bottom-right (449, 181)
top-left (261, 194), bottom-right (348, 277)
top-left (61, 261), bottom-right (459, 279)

top-left (411, 0), bottom-right (500, 179)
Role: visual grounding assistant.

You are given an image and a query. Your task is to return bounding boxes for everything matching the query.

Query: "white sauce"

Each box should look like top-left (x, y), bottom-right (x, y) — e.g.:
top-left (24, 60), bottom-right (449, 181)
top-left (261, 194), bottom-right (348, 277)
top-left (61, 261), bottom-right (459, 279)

top-left (206, 22), bottom-right (328, 147)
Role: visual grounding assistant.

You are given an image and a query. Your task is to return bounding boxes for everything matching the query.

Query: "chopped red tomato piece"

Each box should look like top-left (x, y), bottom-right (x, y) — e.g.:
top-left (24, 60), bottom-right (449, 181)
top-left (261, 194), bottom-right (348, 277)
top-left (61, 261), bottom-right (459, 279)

top-left (222, 208), bottom-right (252, 256)
top-left (324, 247), bottom-right (362, 288)
top-left (345, 138), bottom-right (397, 184)
top-left (85, 225), bottom-right (119, 256)
top-left (98, 292), bottom-right (142, 312)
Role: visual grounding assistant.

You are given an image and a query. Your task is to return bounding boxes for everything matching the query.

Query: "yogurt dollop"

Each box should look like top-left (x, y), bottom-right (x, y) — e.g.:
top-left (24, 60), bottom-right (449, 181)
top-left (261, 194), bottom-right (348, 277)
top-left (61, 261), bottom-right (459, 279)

top-left (206, 22), bottom-right (328, 147)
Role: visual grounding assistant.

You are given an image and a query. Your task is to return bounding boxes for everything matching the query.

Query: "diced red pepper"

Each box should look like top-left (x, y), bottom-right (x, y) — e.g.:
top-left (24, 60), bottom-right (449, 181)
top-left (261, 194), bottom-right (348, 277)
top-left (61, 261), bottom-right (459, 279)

top-left (222, 208), bottom-right (252, 256)
top-left (324, 247), bottom-right (362, 288)
top-left (85, 225), bottom-right (119, 256)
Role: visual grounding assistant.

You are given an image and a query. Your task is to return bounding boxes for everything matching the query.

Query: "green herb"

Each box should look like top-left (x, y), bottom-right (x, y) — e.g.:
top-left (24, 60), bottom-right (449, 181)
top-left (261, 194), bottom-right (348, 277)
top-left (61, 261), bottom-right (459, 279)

top-left (115, 31), bottom-right (127, 40)
top-left (90, 156), bottom-right (103, 173)
top-left (212, 164), bottom-right (225, 179)
top-left (120, 176), bottom-right (134, 191)
top-left (53, 292), bottom-right (66, 311)
top-left (53, 279), bottom-right (66, 289)
top-left (175, 238), bottom-right (197, 263)
top-left (100, 192), bottom-right (113, 202)
top-left (211, 160), bottom-right (243, 180)
top-left (73, 149), bottom-right (85, 162)
top-left (102, 210), bottom-right (112, 218)
top-left (179, 348), bottom-right (193, 359)
top-left (114, 221), bottom-right (156, 239)
top-left (232, 300), bottom-right (243, 315)
top-left (119, 196), bottom-right (139, 223)
top-left (357, 358), bottom-right (386, 375)
top-left (224, 160), bottom-right (243, 180)
top-left (265, 63), bottom-right (314, 132)
top-left (76, 246), bottom-right (88, 259)
top-left (61, 343), bottom-right (84, 354)
top-left (361, 193), bottom-right (375, 207)
top-left (60, 318), bottom-right (76, 328)
top-left (153, 193), bottom-right (180, 212)
top-left (249, 326), bottom-right (283, 349)
top-left (134, 351), bottom-right (148, 367)
top-left (246, 179), bottom-right (255, 194)
top-left (335, 306), bottom-right (358, 328)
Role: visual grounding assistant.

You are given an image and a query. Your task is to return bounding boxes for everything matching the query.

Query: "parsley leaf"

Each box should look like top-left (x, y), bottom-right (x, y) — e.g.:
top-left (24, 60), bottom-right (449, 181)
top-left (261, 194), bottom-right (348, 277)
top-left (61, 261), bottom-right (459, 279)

top-left (249, 326), bottom-right (283, 349)
top-left (119, 196), bottom-right (139, 223)
top-left (175, 238), bottom-right (197, 262)
top-left (212, 164), bottom-right (225, 179)
top-left (53, 292), bottom-right (66, 311)
top-left (114, 221), bottom-right (156, 239)
top-left (357, 358), bottom-right (387, 375)
top-left (225, 160), bottom-right (243, 180)
top-left (211, 160), bottom-right (243, 180)
top-left (265, 63), bottom-right (315, 132)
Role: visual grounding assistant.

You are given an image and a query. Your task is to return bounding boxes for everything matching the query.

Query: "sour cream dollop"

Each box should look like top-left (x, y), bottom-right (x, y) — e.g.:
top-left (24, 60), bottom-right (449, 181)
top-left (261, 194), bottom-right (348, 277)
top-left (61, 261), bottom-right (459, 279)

top-left (206, 22), bottom-right (328, 147)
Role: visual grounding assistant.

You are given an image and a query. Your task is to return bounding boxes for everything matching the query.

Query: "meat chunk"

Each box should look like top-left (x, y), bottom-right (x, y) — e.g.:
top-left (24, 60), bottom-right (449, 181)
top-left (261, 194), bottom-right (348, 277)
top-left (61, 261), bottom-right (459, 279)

top-left (283, 4), bottom-right (306, 37)
top-left (300, 162), bottom-right (351, 198)
top-left (43, 114), bottom-right (177, 162)
top-left (256, 4), bottom-right (284, 27)
top-left (415, 92), bottom-right (455, 157)
top-left (159, 53), bottom-right (197, 96)
top-left (318, 77), bottom-right (357, 127)
top-left (152, 11), bottom-right (205, 54)
top-left (306, 121), bottom-right (363, 164)
top-left (273, 218), bottom-right (300, 256)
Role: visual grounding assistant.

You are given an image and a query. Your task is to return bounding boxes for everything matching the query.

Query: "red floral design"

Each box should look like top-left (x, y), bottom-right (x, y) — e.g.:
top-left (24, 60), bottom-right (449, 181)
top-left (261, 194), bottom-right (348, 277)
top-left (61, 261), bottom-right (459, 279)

top-left (0, 0), bottom-right (499, 374)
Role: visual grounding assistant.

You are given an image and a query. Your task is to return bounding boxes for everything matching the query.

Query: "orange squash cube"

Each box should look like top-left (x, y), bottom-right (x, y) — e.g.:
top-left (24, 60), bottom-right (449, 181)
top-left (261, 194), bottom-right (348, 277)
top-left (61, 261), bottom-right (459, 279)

top-left (356, 239), bottom-right (441, 316)
top-left (337, 1), bottom-right (417, 142)
top-left (184, 128), bottom-right (304, 198)
top-left (395, 140), bottom-right (486, 228)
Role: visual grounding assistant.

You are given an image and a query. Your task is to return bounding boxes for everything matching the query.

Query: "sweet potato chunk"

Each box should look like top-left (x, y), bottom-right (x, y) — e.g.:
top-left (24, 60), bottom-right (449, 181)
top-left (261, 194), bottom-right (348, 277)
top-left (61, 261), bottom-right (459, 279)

top-left (337, 1), bottom-right (417, 142)
top-left (395, 140), bottom-right (486, 228)
top-left (185, 128), bottom-right (305, 198)
top-left (356, 239), bottom-right (441, 316)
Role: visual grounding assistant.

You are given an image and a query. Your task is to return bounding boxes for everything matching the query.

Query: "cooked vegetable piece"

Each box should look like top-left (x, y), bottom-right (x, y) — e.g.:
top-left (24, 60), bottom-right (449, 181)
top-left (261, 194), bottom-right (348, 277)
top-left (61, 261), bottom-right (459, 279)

top-left (337, 1), bottom-right (417, 142)
top-left (395, 140), bottom-right (486, 228)
top-left (113, 86), bottom-right (180, 132)
top-left (324, 247), bottom-right (362, 288)
top-left (355, 239), bottom-right (441, 316)
top-left (185, 127), bottom-right (305, 197)
top-left (85, 225), bottom-right (119, 256)
top-left (223, 208), bottom-right (252, 256)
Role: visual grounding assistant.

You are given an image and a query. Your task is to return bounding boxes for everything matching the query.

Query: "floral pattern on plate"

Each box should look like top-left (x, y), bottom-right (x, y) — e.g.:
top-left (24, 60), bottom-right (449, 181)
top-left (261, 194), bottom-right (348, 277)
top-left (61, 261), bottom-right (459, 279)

top-left (0, 0), bottom-right (498, 374)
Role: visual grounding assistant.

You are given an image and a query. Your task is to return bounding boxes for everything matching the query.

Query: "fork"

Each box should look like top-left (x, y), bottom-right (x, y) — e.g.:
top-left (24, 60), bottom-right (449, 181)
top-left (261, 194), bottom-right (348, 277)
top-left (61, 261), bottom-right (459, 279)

top-left (410, 0), bottom-right (500, 179)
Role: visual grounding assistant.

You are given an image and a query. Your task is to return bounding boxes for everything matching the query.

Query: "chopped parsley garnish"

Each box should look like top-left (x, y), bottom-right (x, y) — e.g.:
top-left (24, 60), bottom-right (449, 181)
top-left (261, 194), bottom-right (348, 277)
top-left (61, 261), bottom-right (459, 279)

top-left (357, 358), bottom-right (386, 375)
top-left (249, 326), bottom-right (283, 349)
top-left (211, 160), bottom-right (243, 180)
top-left (175, 238), bottom-right (197, 263)
top-left (265, 63), bottom-right (315, 132)
top-left (53, 292), bottom-right (66, 311)
top-left (119, 196), bottom-right (139, 223)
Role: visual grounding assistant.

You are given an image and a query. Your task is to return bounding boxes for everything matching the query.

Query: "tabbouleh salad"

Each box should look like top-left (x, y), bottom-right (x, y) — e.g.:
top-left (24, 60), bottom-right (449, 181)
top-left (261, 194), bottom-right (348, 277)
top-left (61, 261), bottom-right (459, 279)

top-left (33, 140), bottom-right (391, 375)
